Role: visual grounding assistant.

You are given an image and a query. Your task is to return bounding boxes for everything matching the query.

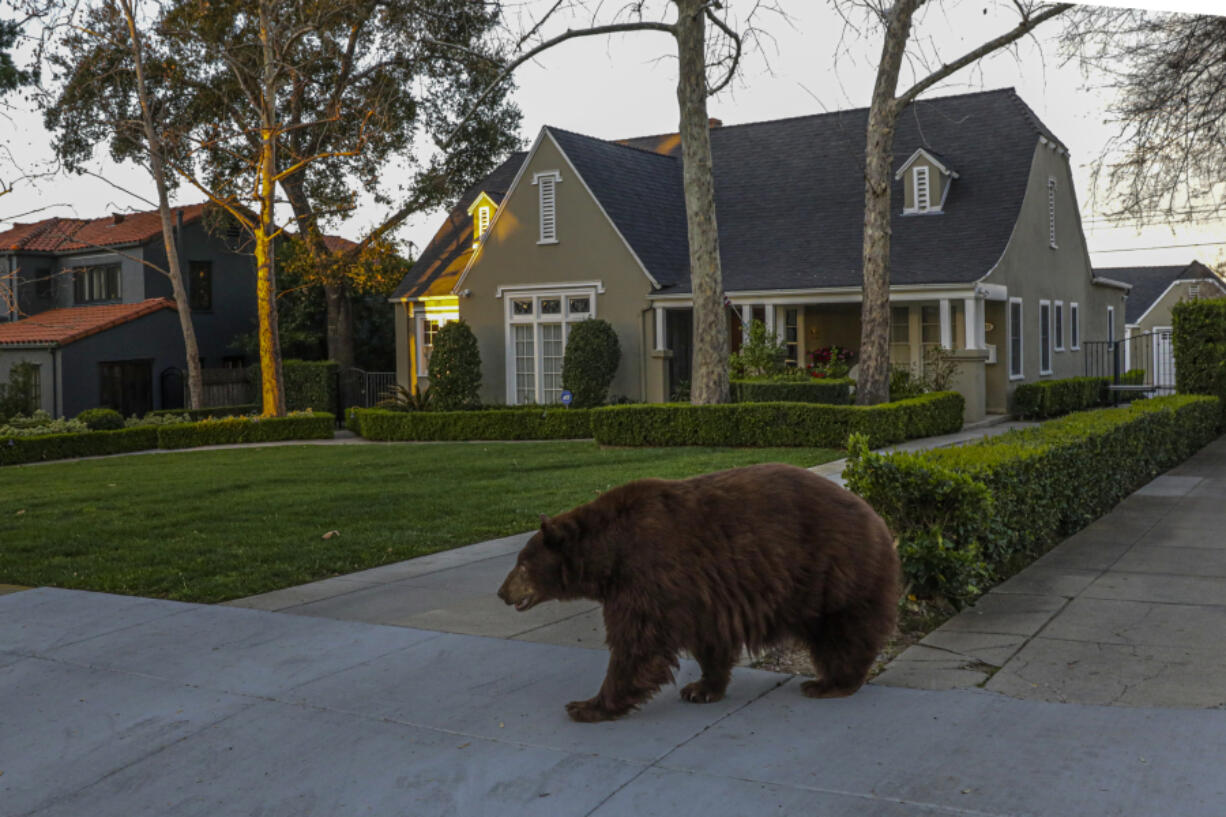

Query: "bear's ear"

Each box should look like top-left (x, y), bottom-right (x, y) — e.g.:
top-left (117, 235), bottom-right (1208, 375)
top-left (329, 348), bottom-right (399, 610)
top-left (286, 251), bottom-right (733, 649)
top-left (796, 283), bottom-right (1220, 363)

top-left (539, 514), bottom-right (572, 552)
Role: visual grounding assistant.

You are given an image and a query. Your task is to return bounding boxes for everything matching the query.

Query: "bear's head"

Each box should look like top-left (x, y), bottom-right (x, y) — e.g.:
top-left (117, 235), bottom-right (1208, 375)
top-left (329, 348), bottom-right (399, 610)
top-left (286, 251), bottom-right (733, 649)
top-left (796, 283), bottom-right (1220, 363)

top-left (498, 513), bottom-right (584, 612)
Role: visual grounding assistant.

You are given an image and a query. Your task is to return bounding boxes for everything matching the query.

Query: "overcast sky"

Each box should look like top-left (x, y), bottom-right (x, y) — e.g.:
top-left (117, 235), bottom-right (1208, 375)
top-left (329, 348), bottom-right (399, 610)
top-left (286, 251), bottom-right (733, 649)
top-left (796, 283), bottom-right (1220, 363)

top-left (2, 0), bottom-right (1223, 270)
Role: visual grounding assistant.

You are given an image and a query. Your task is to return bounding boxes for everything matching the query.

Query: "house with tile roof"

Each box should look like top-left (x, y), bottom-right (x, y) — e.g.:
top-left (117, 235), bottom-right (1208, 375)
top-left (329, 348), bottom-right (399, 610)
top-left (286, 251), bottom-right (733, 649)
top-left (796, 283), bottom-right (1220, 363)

top-left (390, 88), bottom-right (1130, 420)
top-left (0, 203), bottom-right (257, 417)
top-left (1093, 260), bottom-right (1226, 390)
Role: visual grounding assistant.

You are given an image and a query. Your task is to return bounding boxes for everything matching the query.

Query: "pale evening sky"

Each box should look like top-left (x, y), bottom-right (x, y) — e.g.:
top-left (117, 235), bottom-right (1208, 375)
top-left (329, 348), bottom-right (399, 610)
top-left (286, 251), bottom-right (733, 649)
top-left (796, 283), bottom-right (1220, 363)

top-left (1, 0), bottom-right (1223, 271)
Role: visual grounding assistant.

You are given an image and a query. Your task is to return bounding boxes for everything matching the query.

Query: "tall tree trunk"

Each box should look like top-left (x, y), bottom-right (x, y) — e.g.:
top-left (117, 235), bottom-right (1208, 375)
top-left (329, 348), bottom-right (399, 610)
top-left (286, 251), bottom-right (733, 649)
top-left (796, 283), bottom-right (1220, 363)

top-left (118, 0), bottom-right (203, 410)
top-left (674, 0), bottom-right (728, 405)
top-left (855, 0), bottom-right (920, 406)
top-left (256, 0), bottom-right (286, 417)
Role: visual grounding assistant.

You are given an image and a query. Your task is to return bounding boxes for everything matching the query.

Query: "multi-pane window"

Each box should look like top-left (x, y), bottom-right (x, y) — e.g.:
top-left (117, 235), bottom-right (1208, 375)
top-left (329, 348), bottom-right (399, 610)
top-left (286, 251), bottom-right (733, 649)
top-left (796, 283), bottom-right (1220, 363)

top-left (506, 288), bottom-right (596, 404)
top-left (1041, 301), bottom-right (1054, 370)
top-left (913, 166), bottom-right (931, 212)
top-left (74, 264), bottom-right (121, 304)
top-left (1009, 299), bottom-right (1023, 379)
top-left (784, 308), bottom-right (799, 367)
top-left (1070, 303), bottom-right (1080, 349)
top-left (422, 319), bottom-right (441, 372)
top-left (920, 305), bottom-right (941, 354)
top-left (1054, 301), bottom-right (1064, 351)
top-left (34, 268), bottom-right (54, 300)
top-left (189, 261), bottom-right (212, 311)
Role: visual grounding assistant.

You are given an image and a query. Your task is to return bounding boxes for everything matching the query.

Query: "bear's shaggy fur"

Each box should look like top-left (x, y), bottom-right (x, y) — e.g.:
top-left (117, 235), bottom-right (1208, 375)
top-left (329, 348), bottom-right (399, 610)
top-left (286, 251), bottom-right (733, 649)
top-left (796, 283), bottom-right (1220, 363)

top-left (497, 463), bottom-right (899, 723)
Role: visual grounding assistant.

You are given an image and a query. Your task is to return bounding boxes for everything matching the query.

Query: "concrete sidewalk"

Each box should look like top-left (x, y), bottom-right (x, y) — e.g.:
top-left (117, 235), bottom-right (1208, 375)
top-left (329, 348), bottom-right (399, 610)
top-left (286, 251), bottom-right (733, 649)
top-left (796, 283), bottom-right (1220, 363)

top-left (5, 586), bottom-right (1226, 817)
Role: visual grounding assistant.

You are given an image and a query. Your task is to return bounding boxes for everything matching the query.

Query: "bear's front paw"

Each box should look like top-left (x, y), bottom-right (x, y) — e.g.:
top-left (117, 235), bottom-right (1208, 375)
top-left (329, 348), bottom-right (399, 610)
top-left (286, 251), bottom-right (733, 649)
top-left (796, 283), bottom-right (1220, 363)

top-left (800, 678), bottom-right (862, 699)
top-left (680, 680), bottom-right (725, 704)
top-left (565, 698), bottom-right (619, 723)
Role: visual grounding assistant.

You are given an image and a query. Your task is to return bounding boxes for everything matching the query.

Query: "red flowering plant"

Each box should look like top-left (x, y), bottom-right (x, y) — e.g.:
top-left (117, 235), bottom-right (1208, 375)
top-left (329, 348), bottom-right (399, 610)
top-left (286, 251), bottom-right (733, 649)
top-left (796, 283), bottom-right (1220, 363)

top-left (807, 345), bottom-right (855, 379)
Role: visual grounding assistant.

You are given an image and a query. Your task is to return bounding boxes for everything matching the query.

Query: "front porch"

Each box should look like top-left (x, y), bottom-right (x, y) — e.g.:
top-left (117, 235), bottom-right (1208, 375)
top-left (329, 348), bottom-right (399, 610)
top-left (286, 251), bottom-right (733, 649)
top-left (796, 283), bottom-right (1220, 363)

top-left (648, 287), bottom-right (1001, 422)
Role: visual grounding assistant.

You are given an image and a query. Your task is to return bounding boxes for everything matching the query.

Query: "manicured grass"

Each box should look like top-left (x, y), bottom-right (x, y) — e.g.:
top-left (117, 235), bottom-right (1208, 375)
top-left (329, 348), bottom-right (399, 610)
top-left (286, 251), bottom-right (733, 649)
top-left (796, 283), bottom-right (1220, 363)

top-left (0, 442), bottom-right (840, 603)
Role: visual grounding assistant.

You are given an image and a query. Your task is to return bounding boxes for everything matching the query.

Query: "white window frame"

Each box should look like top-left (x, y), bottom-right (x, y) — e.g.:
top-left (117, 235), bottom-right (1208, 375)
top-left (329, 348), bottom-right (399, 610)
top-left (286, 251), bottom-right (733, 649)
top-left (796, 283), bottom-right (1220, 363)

top-left (1008, 297), bottom-right (1024, 381)
top-left (503, 285), bottom-right (597, 405)
top-left (534, 170), bottom-right (561, 245)
top-left (1039, 299), bottom-right (1052, 375)
top-left (913, 166), bottom-right (931, 213)
top-left (1070, 302), bottom-right (1080, 350)
top-left (1054, 300), bottom-right (1065, 352)
top-left (1047, 177), bottom-right (1058, 249)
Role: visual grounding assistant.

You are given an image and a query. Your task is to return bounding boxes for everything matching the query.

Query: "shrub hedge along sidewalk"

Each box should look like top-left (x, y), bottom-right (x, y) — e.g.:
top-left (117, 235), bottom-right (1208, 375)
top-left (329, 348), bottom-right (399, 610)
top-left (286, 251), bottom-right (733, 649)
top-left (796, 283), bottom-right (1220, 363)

top-left (1012, 371), bottom-right (1145, 420)
top-left (844, 394), bottom-right (1221, 607)
top-left (351, 407), bottom-right (594, 441)
top-left (1173, 296), bottom-right (1226, 424)
top-left (729, 378), bottom-right (853, 405)
top-left (1, 413), bottom-right (335, 466)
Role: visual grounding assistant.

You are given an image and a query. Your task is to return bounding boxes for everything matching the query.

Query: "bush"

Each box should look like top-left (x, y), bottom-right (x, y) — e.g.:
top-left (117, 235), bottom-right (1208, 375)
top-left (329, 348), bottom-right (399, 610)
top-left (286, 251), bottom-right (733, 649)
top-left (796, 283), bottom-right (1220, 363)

top-left (156, 412), bottom-right (334, 449)
top-left (76, 407), bottom-right (125, 431)
top-left (845, 394), bottom-right (1221, 607)
top-left (1012, 376), bottom-right (1109, 419)
top-left (150, 404), bottom-right (259, 421)
top-left (1120, 368), bottom-right (1146, 386)
top-left (351, 407), bottom-right (593, 441)
top-left (590, 392), bottom-right (964, 449)
top-left (125, 413), bottom-right (192, 427)
top-left (730, 378), bottom-right (853, 405)
top-left (730, 320), bottom-right (787, 379)
top-left (1173, 297), bottom-right (1226, 426)
top-left (0, 362), bottom-right (40, 421)
top-left (374, 385), bottom-right (432, 412)
top-left (247, 361), bottom-right (338, 412)
top-left (0, 411), bottom-right (87, 437)
top-left (889, 366), bottom-right (927, 401)
top-left (562, 319), bottom-right (621, 408)
top-left (429, 320), bottom-right (482, 410)
top-left (0, 427), bottom-right (160, 466)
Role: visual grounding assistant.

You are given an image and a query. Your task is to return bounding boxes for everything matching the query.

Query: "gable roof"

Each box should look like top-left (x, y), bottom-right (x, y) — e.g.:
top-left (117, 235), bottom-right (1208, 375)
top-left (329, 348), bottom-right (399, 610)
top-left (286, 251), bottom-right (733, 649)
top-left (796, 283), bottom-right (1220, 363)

top-left (1095, 261), bottom-right (1225, 323)
top-left (0, 298), bottom-right (177, 347)
top-left (0, 205), bottom-right (207, 254)
top-left (395, 87), bottom-right (1064, 298)
top-left (391, 153), bottom-right (526, 301)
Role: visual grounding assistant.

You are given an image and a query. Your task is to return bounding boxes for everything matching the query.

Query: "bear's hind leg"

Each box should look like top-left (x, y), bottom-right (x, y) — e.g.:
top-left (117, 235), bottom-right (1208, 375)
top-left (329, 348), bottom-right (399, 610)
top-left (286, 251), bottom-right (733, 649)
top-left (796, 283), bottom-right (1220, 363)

top-left (799, 609), bottom-right (883, 699)
top-left (680, 642), bottom-right (734, 703)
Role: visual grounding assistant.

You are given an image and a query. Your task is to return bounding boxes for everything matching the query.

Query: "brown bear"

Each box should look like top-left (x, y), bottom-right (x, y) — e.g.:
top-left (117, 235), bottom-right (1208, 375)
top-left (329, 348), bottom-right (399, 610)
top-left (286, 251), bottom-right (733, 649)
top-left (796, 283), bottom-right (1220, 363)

top-left (497, 463), bottom-right (899, 723)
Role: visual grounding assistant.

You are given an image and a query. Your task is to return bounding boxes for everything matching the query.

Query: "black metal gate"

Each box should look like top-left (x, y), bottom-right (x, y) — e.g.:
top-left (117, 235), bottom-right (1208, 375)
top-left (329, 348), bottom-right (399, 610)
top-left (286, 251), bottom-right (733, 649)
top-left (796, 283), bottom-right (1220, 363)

top-left (1083, 329), bottom-right (1176, 396)
top-left (339, 368), bottom-right (397, 409)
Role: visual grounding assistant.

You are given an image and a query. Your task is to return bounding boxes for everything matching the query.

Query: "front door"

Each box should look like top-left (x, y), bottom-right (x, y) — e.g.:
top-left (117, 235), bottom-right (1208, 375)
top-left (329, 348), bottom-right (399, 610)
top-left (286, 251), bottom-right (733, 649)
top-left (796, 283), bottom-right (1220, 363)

top-left (100, 360), bottom-right (153, 418)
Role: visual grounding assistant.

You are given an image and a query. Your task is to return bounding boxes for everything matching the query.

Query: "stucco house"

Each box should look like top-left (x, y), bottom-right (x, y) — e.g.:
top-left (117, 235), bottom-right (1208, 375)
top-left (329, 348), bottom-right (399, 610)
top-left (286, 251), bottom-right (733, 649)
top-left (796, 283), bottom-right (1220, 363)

top-left (0, 204), bottom-right (256, 417)
top-left (1094, 260), bottom-right (1226, 390)
top-left (391, 88), bottom-right (1129, 421)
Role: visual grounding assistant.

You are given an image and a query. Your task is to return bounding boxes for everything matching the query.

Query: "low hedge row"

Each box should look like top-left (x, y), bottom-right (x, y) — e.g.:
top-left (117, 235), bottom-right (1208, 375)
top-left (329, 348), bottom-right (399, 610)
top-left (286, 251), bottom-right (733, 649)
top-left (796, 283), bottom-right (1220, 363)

top-left (1173, 297), bottom-right (1226, 426)
top-left (730, 378), bottom-right (853, 405)
top-left (845, 394), bottom-right (1221, 607)
top-left (352, 407), bottom-right (595, 441)
top-left (1013, 376), bottom-right (1109, 419)
top-left (1, 413), bottom-right (334, 466)
top-left (590, 392), bottom-right (964, 449)
top-left (0, 426), bottom-right (160, 466)
top-left (149, 404), bottom-right (259, 420)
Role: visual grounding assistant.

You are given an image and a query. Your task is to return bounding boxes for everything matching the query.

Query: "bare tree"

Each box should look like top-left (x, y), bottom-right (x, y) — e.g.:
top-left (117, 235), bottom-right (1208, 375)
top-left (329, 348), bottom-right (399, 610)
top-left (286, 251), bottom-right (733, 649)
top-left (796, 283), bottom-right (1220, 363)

top-left (835, 0), bottom-right (1072, 405)
top-left (1062, 8), bottom-right (1226, 226)
top-left (446, 0), bottom-right (764, 405)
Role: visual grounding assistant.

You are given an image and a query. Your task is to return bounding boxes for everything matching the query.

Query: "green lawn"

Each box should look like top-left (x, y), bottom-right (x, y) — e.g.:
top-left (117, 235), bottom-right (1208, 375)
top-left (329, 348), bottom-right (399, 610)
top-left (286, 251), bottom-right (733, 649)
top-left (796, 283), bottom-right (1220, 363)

top-left (0, 442), bottom-right (840, 603)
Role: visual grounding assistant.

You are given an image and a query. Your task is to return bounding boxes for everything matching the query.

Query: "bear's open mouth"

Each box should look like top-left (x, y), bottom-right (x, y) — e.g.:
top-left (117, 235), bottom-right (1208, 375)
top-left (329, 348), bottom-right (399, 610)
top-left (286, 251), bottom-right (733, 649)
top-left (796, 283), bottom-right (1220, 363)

top-left (514, 595), bottom-right (537, 612)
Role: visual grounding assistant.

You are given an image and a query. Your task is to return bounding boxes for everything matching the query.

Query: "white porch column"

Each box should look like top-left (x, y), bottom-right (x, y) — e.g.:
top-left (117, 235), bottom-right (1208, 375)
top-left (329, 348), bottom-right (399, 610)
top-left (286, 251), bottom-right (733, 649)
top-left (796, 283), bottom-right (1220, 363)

top-left (741, 304), bottom-right (752, 344)
top-left (963, 297), bottom-right (983, 351)
top-left (764, 304), bottom-right (776, 339)
top-left (939, 299), bottom-right (953, 349)
top-left (414, 311), bottom-right (426, 376)
top-left (654, 306), bottom-right (667, 352)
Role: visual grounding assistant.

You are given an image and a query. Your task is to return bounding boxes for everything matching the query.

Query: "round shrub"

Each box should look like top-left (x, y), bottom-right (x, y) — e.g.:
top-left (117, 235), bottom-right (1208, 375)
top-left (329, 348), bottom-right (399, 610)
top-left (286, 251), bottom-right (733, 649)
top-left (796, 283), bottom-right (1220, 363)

top-left (76, 407), bottom-right (125, 430)
top-left (428, 320), bottom-right (482, 410)
top-left (562, 319), bottom-right (622, 408)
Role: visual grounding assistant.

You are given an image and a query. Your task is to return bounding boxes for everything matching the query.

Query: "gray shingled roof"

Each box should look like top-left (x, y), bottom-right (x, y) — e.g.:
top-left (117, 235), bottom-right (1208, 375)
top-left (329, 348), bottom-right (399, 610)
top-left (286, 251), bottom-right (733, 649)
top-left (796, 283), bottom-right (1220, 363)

top-left (394, 87), bottom-right (1061, 299)
top-left (1095, 261), bottom-right (1223, 323)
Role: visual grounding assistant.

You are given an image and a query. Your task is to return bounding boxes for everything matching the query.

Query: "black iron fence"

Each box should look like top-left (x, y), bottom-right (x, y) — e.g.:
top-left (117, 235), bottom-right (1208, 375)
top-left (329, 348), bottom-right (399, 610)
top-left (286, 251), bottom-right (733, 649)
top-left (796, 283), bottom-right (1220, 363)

top-left (1083, 329), bottom-right (1176, 396)
top-left (339, 368), bottom-right (397, 409)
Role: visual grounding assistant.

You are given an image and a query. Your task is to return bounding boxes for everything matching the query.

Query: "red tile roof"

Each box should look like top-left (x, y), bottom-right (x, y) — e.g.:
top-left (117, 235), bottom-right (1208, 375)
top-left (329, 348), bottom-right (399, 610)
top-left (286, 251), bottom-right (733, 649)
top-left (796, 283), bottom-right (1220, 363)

top-left (0, 299), bottom-right (177, 346)
top-left (0, 205), bottom-right (207, 253)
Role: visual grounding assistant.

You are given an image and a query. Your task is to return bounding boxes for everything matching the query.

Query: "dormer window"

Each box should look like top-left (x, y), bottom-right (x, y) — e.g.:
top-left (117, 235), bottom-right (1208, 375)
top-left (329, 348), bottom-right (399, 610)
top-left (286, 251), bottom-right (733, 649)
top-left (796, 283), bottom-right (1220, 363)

top-left (466, 192), bottom-right (499, 248)
top-left (897, 148), bottom-right (958, 215)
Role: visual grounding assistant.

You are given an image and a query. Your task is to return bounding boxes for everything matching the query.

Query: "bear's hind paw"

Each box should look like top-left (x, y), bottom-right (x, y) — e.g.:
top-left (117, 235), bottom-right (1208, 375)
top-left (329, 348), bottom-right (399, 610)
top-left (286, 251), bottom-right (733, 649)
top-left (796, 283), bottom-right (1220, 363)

top-left (566, 698), bottom-right (620, 723)
top-left (800, 679), bottom-right (862, 699)
top-left (680, 681), bottom-right (726, 704)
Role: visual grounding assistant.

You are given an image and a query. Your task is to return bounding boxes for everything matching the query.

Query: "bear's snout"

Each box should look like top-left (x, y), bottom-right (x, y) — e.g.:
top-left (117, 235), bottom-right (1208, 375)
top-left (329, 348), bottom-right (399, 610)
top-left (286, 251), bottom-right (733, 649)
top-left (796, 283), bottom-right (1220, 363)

top-left (498, 564), bottom-right (540, 612)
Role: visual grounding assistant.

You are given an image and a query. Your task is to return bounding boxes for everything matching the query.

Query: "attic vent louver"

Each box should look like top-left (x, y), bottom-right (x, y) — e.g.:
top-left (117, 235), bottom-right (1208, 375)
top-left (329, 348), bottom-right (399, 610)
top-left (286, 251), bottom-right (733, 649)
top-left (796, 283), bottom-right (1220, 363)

top-left (534, 171), bottom-right (561, 244)
top-left (913, 167), bottom-right (931, 212)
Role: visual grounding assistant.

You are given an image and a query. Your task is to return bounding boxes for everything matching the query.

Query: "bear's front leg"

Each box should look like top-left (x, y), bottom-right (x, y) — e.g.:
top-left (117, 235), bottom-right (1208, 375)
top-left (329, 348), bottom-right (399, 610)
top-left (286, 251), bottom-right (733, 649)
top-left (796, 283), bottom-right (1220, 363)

top-left (566, 648), bottom-right (675, 723)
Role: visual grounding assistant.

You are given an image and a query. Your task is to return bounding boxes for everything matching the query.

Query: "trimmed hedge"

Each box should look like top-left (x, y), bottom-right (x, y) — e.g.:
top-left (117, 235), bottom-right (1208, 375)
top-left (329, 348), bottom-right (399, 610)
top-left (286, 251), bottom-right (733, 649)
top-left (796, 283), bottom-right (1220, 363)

top-left (76, 407), bottom-right (125, 430)
top-left (0, 426), bottom-right (160, 466)
top-left (156, 413), bottom-right (335, 449)
top-left (590, 392), bottom-right (964, 449)
top-left (353, 407), bottom-right (594, 441)
top-left (248, 360), bottom-right (339, 412)
top-left (150, 404), bottom-right (259, 420)
top-left (1, 413), bottom-right (334, 466)
top-left (730, 378), bottom-right (853, 405)
top-left (845, 394), bottom-right (1221, 606)
top-left (1173, 297), bottom-right (1226, 425)
top-left (1013, 376), bottom-right (1109, 419)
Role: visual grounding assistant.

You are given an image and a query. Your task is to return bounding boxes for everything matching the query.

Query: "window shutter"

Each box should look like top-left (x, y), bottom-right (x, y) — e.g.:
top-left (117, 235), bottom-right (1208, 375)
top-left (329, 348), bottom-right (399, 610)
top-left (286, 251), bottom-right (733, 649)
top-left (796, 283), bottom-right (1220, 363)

top-left (478, 206), bottom-right (491, 238)
top-left (539, 176), bottom-right (557, 243)
top-left (913, 166), bottom-right (930, 212)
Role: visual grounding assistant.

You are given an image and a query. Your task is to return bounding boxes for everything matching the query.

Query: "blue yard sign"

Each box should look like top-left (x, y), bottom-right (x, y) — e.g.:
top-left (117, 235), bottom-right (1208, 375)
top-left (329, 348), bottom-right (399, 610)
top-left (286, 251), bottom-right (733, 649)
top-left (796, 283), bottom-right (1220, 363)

top-left (560, 390), bottom-right (573, 407)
